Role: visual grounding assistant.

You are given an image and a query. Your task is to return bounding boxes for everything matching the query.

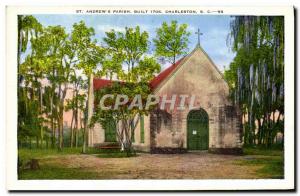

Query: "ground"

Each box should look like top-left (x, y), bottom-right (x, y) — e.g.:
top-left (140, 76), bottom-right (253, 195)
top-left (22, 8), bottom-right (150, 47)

top-left (18, 147), bottom-right (283, 179)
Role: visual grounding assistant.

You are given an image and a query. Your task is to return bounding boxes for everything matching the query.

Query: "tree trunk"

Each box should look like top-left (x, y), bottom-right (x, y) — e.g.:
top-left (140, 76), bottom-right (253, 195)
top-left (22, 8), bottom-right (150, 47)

top-left (40, 87), bottom-right (44, 149)
top-left (58, 119), bottom-right (62, 151)
top-left (36, 136), bottom-right (39, 148)
top-left (257, 118), bottom-right (262, 145)
top-left (173, 55), bottom-right (176, 65)
top-left (50, 94), bottom-right (55, 148)
top-left (51, 118), bottom-right (55, 148)
top-left (74, 87), bottom-right (79, 148)
top-left (17, 17), bottom-right (23, 84)
top-left (59, 116), bottom-right (64, 150)
top-left (57, 82), bottom-right (67, 150)
top-left (57, 105), bottom-right (64, 151)
top-left (82, 126), bottom-right (87, 153)
top-left (70, 111), bottom-right (74, 148)
top-left (86, 73), bottom-right (94, 149)
top-left (75, 108), bottom-right (78, 148)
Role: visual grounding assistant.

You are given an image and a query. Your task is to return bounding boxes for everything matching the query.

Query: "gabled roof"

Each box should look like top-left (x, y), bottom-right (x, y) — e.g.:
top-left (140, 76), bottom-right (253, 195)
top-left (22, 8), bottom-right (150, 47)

top-left (93, 46), bottom-right (227, 92)
top-left (93, 58), bottom-right (185, 92)
top-left (149, 57), bottom-right (184, 90)
top-left (150, 46), bottom-right (228, 92)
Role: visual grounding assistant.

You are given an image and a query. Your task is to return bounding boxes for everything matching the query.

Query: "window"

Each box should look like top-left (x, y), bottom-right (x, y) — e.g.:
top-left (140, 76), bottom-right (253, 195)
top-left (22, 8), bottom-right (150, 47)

top-left (140, 115), bottom-right (144, 143)
top-left (131, 120), bottom-right (135, 143)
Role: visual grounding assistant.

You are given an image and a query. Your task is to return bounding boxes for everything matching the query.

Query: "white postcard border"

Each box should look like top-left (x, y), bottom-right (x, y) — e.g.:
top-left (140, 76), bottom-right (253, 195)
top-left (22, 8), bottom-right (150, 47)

top-left (6, 6), bottom-right (295, 190)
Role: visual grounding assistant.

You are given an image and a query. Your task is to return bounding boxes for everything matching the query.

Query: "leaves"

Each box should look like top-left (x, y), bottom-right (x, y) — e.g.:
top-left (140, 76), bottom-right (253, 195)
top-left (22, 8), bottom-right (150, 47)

top-left (18, 16), bottom-right (182, 152)
top-left (225, 16), bottom-right (284, 146)
top-left (103, 26), bottom-right (150, 82)
top-left (153, 20), bottom-right (190, 64)
top-left (92, 25), bottom-right (161, 152)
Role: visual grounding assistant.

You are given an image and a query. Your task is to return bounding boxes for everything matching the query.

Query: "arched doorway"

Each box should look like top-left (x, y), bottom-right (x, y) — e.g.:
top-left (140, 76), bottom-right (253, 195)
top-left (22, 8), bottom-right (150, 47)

top-left (187, 109), bottom-right (209, 150)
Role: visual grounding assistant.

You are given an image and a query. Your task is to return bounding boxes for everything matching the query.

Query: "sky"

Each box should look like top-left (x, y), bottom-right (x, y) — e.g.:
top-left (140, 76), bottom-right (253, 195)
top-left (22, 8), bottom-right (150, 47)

top-left (33, 14), bottom-right (236, 71)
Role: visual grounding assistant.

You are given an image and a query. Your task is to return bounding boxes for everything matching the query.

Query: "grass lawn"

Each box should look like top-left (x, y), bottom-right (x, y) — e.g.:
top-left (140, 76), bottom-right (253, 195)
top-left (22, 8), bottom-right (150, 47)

top-left (18, 146), bottom-right (284, 179)
top-left (18, 147), bottom-right (82, 160)
top-left (18, 147), bottom-right (136, 179)
top-left (19, 166), bottom-right (101, 179)
top-left (18, 147), bottom-right (133, 160)
top-left (234, 146), bottom-right (284, 178)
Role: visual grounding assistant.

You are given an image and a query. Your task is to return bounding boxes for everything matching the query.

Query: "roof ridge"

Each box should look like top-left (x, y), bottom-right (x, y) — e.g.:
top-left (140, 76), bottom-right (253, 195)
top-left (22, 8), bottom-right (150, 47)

top-left (149, 56), bottom-right (186, 90)
top-left (94, 46), bottom-right (228, 92)
top-left (150, 48), bottom-right (199, 92)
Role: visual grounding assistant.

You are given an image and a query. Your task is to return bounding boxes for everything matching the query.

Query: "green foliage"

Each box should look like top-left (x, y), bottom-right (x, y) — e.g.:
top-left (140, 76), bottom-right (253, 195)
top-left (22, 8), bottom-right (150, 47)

top-left (65, 94), bottom-right (86, 112)
top-left (18, 15), bottom-right (42, 54)
top-left (70, 21), bottom-right (105, 153)
top-left (96, 152), bottom-right (137, 158)
top-left (18, 147), bottom-right (136, 179)
top-left (85, 147), bottom-right (121, 154)
top-left (17, 16), bottom-right (197, 157)
top-left (102, 26), bottom-right (154, 82)
top-left (18, 147), bottom-right (82, 161)
top-left (235, 156), bottom-right (283, 178)
top-left (235, 146), bottom-right (283, 178)
top-left (153, 20), bottom-right (191, 64)
top-left (91, 26), bottom-right (161, 153)
top-left (243, 145), bottom-right (283, 156)
top-left (18, 18), bottom-right (53, 149)
top-left (92, 82), bottom-right (154, 153)
top-left (93, 82), bottom-right (152, 121)
top-left (18, 17), bottom-right (90, 151)
top-left (133, 57), bottom-right (161, 82)
top-left (225, 16), bottom-right (284, 147)
top-left (19, 167), bottom-right (100, 180)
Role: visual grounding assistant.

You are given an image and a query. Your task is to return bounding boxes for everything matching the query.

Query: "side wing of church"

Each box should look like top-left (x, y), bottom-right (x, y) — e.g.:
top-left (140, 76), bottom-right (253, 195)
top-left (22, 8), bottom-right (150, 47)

top-left (89, 46), bottom-right (243, 154)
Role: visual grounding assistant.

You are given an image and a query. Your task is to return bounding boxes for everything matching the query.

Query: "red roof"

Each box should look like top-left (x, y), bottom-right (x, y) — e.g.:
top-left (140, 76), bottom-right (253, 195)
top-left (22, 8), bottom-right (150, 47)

top-left (93, 79), bottom-right (114, 91)
top-left (94, 57), bottom-right (184, 91)
top-left (149, 57), bottom-right (184, 90)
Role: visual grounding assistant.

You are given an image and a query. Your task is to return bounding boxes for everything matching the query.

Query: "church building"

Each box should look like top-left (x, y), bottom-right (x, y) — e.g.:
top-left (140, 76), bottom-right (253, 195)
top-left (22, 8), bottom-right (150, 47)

top-left (88, 46), bottom-right (243, 154)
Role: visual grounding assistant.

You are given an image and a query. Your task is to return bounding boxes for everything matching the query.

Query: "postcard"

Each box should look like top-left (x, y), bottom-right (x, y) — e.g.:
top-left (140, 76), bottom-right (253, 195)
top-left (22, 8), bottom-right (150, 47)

top-left (6, 6), bottom-right (295, 191)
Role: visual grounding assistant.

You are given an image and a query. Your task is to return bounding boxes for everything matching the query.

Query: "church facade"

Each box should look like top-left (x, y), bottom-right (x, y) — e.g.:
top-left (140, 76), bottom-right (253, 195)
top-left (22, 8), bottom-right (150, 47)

top-left (88, 46), bottom-right (243, 154)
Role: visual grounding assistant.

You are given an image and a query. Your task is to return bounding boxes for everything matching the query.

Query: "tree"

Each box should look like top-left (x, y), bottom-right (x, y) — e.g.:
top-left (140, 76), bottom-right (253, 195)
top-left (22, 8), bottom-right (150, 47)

top-left (92, 26), bottom-right (160, 155)
top-left (26, 24), bottom-right (80, 150)
top-left (72, 21), bottom-right (105, 153)
top-left (17, 18), bottom-right (103, 152)
top-left (65, 75), bottom-right (85, 148)
top-left (18, 19), bottom-right (46, 148)
top-left (17, 15), bottom-right (42, 83)
top-left (17, 15), bottom-right (43, 148)
top-left (153, 20), bottom-right (190, 64)
top-left (37, 25), bottom-right (70, 150)
top-left (225, 16), bottom-right (284, 147)
top-left (103, 26), bottom-right (149, 81)
top-left (17, 17), bottom-right (164, 154)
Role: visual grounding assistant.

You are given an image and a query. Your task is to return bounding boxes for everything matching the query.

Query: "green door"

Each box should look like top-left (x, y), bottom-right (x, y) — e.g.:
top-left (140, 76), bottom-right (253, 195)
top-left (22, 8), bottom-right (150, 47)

top-left (187, 109), bottom-right (209, 150)
top-left (104, 119), bottom-right (117, 142)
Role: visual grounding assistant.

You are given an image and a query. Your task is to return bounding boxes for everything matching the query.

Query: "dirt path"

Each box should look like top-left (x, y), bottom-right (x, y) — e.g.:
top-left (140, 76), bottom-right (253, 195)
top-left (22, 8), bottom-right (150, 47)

top-left (43, 152), bottom-right (262, 179)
